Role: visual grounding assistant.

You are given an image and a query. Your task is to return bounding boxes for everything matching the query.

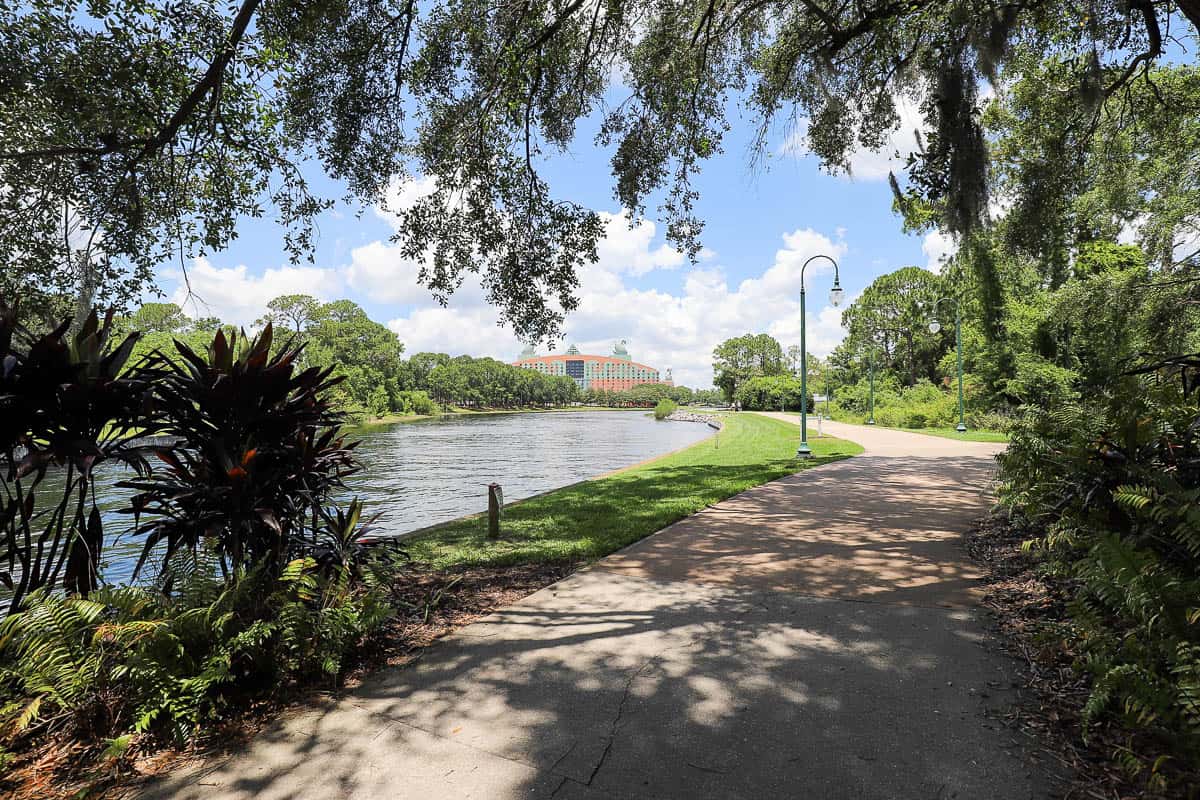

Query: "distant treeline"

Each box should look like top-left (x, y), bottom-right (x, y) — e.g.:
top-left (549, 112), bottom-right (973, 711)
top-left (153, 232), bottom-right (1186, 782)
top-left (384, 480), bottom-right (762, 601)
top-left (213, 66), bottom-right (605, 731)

top-left (114, 296), bottom-right (717, 417)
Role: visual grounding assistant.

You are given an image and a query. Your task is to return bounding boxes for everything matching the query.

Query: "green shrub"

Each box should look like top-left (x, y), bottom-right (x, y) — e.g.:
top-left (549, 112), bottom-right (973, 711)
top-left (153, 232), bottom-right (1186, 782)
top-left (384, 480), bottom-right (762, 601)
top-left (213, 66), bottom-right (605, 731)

top-left (965, 408), bottom-right (1018, 433)
top-left (396, 390), bottom-right (437, 416)
top-left (733, 374), bottom-right (813, 411)
top-left (1005, 353), bottom-right (1080, 407)
top-left (996, 375), bottom-right (1200, 781)
top-left (0, 549), bottom-right (394, 748)
top-left (836, 378), bottom-right (966, 428)
top-left (0, 303), bottom-right (400, 779)
top-left (653, 398), bottom-right (678, 419)
top-left (367, 385), bottom-right (391, 418)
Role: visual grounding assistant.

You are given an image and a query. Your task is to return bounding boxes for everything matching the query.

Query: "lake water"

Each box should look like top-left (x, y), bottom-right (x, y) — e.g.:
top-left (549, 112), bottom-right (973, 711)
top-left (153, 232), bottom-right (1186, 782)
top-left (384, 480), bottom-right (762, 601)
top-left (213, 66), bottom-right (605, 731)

top-left (63, 411), bottom-right (715, 586)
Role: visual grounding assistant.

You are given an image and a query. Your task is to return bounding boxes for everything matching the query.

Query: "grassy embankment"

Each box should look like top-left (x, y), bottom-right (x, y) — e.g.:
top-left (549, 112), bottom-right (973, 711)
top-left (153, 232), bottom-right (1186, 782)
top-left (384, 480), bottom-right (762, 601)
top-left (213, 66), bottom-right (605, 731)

top-left (784, 412), bottom-right (1009, 443)
top-left (842, 422), bottom-right (1010, 442)
top-left (405, 412), bottom-right (862, 569)
top-left (891, 426), bottom-right (1009, 442)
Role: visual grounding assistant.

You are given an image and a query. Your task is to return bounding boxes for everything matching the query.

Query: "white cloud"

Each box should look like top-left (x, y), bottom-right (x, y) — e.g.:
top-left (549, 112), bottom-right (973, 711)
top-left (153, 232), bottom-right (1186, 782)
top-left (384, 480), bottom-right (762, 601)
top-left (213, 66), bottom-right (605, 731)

top-left (348, 190), bottom-right (686, 318)
top-left (373, 175), bottom-right (439, 233)
top-left (1117, 218), bottom-right (1141, 245)
top-left (1111, 215), bottom-right (1200, 265)
top-left (170, 214), bottom-right (856, 390)
top-left (518, 226), bottom-right (849, 389)
top-left (343, 240), bottom-right (462, 306)
top-left (595, 210), bottom-right (686, 276)
top-left (387, 306), bottom-right (522, 360)
top-left (846, 98), bottom-right (924, 181)
top-left (1175, 224), bottom-right (1200, 264)
top-left (177, 173), bottom-right (855, 389)
top-left (922, 230), bottom-right (957, 273)
top-left (766, 291), bottom-right (859, 362)
top-left (169, 257), bottom-right (342, 326)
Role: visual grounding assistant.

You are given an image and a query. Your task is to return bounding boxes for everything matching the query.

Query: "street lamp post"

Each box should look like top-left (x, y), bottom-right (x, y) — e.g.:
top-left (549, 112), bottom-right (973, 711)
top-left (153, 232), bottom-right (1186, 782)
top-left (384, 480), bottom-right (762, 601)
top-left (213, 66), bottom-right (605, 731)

top-left (798, 255), bottom-right (844, 458)
top-left (929, 297), bottom-right (967, 433)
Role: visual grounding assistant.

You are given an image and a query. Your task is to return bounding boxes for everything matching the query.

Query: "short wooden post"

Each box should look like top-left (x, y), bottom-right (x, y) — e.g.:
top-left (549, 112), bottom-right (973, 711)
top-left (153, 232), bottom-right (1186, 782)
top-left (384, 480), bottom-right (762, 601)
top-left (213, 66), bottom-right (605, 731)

top-left (487, 483), bottom-right (502, 539)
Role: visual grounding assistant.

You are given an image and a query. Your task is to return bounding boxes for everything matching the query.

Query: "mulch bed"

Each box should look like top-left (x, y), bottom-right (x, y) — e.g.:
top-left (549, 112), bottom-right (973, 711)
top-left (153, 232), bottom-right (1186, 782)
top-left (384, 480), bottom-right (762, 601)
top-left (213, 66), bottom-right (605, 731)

top-left (966, 515), bottom-right (1199, 800)
top-left (1, 560), bottom-right (580, 800)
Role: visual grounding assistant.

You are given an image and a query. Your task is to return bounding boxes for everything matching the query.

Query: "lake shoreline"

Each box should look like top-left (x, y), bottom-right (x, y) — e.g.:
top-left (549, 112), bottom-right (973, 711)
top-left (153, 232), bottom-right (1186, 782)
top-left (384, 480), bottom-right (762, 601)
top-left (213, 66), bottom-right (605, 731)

top-left (40, 409), bottom-right (715, 589)
top-left (354, 405), bottom-right (648, 428)
top-left (368, 415), bottom-right (725, 545)
top-left (405, 412), bottom-right (861, 569)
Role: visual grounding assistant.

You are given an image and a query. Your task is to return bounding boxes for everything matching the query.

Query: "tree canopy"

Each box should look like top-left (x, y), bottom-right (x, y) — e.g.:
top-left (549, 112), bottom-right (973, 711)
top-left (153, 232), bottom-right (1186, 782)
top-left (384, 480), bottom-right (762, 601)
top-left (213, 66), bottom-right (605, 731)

top-left (839, 265), bottom-right (945, 386)
top-left (5, 0), bottom-right (1197, 339)
top-left (712, 333), bottom-right (786, 401)
top-left (257, 294), bottom-right (323, 335)
top-left (986, 61), bottom-right (1200, 282)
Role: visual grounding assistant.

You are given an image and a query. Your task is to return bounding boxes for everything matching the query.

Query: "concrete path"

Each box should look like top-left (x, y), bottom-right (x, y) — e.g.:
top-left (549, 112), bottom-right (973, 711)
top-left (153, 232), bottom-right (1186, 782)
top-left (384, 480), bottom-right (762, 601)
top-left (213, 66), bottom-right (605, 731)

top-left (145, 416), bottom-right (1056, 800)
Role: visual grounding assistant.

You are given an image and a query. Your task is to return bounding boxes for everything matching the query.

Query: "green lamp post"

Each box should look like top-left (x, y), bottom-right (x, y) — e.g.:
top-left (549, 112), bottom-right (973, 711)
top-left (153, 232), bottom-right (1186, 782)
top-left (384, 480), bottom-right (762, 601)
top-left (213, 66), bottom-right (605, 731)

top-left (797, 254), bottom-right (844, 458)
top-left (929, 297), bottom-right (967, 433)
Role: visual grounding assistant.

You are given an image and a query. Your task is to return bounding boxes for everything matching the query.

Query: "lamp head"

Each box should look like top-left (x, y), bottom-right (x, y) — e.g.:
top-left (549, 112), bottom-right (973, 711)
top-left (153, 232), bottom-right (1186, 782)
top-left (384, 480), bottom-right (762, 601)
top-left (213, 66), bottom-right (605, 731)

top-left (928, 320), bottom-right (942, 334)
top-left (829, 283), bottom-right (845, 307)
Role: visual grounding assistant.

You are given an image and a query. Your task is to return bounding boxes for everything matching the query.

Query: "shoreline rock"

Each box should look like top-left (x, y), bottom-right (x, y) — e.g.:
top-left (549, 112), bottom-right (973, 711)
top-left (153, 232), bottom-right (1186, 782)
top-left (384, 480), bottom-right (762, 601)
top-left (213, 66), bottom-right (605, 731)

top-left (667, 410), bottom-right (720, 428)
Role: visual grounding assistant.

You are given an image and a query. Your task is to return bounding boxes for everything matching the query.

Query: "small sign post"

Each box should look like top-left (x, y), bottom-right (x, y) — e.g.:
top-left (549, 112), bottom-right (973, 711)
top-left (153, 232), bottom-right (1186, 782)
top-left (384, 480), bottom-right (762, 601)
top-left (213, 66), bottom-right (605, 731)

top-left (487, 483), bottom-right (503, 539)
top-left (813, 394), bottom-right (827, 436)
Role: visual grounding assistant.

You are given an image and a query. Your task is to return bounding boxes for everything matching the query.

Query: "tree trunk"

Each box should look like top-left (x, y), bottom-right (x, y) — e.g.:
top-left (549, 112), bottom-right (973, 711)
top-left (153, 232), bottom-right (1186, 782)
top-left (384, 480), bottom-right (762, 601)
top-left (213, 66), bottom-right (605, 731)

top-left (905, 330), bottom-right (916, 386)
top-left (71, 256), bottom-right (96, 334)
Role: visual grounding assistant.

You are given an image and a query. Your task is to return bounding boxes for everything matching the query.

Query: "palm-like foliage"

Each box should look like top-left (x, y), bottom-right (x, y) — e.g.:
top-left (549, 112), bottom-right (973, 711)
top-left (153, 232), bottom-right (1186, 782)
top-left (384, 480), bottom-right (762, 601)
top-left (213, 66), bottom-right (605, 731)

top-left (0, 302), bottom-right (398, 784)
top-left (0, 298), bottom-right (159, 612)
top-left (121, 324), bottom-right (359, 583)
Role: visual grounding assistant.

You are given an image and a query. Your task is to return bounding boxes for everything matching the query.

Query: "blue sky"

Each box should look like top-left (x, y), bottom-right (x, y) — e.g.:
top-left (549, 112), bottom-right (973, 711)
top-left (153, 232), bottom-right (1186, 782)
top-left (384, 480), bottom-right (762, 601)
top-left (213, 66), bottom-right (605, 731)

top-left (163, 96), bottom-right (949, 389)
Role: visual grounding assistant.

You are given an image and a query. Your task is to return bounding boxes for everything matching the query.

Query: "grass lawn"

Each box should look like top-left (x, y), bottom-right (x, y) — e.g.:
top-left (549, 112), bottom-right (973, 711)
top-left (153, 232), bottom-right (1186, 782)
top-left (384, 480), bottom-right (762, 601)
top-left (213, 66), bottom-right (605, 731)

top-left (896, 426), bottom-right (1010, 443)
top-left (781, 413), bottom-right (1009, 443)
top-left (405, 412), bottom-right (862, 569)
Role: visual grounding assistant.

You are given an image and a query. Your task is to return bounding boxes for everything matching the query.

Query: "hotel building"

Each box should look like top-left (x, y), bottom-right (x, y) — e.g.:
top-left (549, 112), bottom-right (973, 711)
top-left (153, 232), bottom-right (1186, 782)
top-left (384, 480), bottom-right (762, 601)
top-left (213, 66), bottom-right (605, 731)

top-left (514, 341), bottom-right (672, 392)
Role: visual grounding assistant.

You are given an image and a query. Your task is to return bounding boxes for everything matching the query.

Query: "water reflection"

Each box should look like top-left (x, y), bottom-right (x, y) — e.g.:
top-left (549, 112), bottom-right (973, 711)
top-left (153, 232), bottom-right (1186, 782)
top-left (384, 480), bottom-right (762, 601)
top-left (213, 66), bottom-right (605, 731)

top-left (49, 411), bottom-right (713, 586)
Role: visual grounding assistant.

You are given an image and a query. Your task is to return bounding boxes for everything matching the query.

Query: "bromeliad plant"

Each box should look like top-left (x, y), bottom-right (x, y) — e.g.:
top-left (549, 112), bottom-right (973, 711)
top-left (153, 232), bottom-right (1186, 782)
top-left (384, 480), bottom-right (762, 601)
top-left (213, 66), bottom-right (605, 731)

top-left (0, 299), bottom-right (159, 614)
top-left (121, 323), bottom-right (360, 586)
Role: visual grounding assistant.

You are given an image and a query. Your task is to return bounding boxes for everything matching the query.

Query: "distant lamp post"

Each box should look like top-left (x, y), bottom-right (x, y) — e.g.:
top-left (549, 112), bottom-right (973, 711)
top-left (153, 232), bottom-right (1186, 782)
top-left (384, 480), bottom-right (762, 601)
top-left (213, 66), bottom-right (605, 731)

top-left (798, 255), bottom-right (844, 458)
top-left (929, 297), bottom-right (967, 433)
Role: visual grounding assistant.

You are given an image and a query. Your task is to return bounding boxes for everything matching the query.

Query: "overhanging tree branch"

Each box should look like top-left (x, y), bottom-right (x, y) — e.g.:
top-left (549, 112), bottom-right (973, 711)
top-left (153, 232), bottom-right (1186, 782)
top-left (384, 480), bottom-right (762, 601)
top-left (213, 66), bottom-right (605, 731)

top-left (133, 0), bottom-right (263, 163)
top-left (0, 0), bottom-right (262, 165)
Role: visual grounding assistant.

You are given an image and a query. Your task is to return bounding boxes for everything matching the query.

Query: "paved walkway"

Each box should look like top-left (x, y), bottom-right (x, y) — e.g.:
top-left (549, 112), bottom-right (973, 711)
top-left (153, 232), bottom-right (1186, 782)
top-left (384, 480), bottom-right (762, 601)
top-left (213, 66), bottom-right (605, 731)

top-left (146, 416), bottom-right (1057, 800)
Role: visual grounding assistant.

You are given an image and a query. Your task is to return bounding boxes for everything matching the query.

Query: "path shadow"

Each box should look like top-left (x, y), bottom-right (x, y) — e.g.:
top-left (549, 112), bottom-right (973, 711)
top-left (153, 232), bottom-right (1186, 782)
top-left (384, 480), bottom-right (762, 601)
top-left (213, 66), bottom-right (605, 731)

top-left (600, 455), bottom-right (1000, 607)
top-left (139, 450), bottom-right (1059, 799)
top-left (145, 569), bottom-right (1056, 799)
